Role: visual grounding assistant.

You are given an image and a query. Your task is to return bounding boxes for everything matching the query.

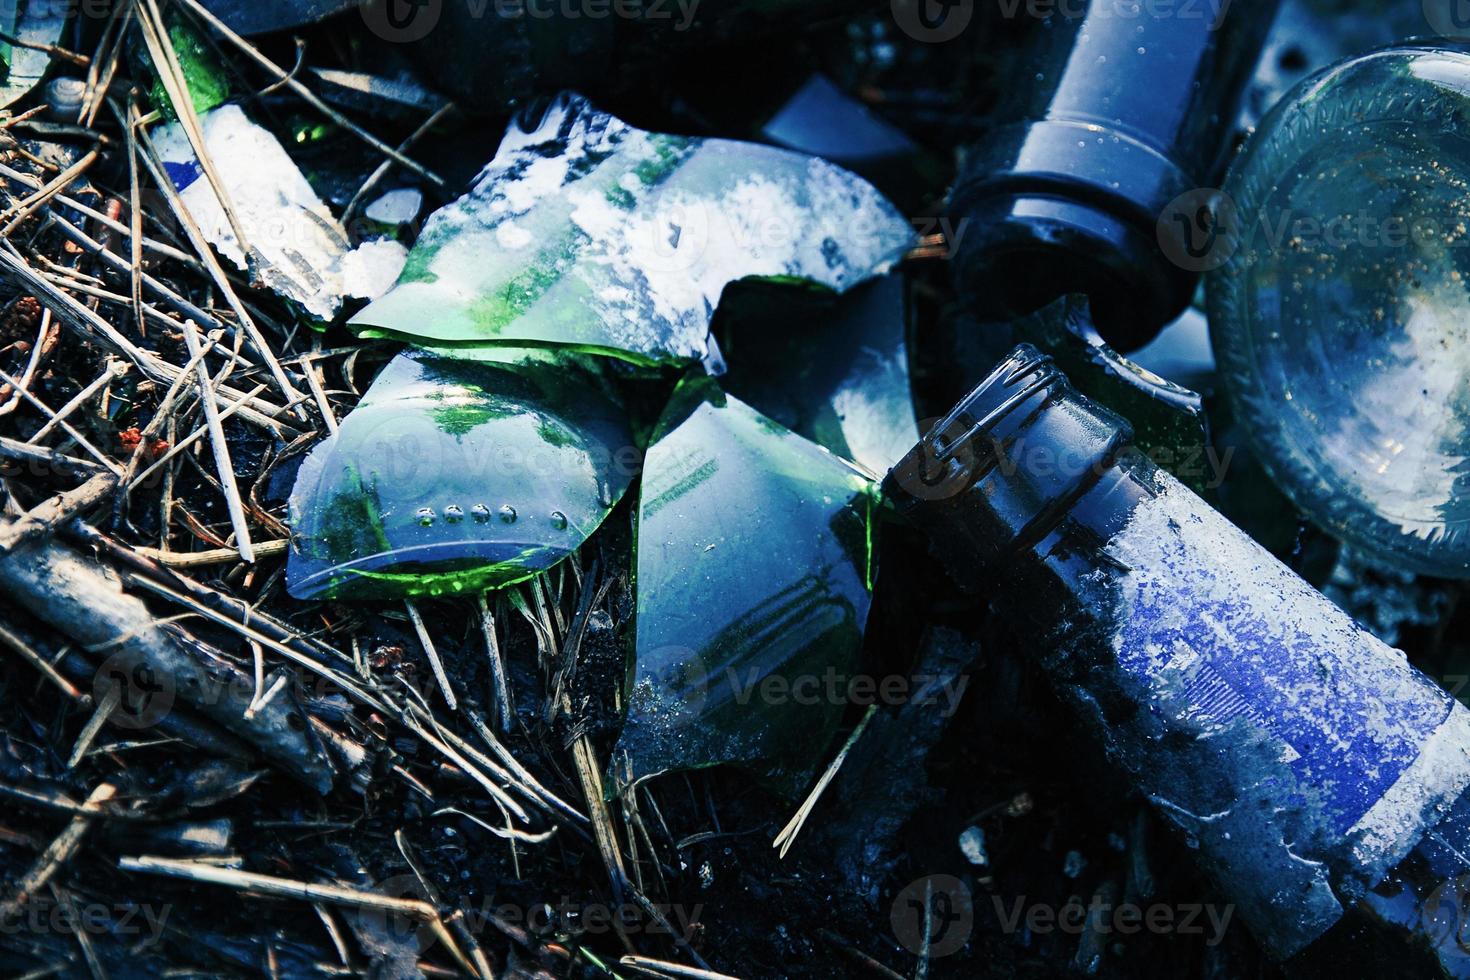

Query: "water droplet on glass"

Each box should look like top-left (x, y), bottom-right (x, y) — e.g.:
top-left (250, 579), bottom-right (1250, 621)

top-left (498, 505), bottom-right (517, 524)
top-left (285, 349), bottom-right (637, 601)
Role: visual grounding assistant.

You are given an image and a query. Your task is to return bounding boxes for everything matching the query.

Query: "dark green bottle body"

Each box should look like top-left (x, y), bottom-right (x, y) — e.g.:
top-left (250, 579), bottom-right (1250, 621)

top-left (885, 346), bottom-right (1470, 972)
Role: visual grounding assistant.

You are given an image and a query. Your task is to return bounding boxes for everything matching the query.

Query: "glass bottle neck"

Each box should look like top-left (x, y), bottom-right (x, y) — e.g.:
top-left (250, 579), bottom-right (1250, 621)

top-left (883, 344), bottom-right (1134, 581)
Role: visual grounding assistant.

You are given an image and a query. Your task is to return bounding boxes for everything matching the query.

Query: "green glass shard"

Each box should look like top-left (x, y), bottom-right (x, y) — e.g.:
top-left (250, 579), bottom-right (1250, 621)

top-left (350, 93), bottom-right (916, 366)
top-left (1018, 295), bottom-right (1212, 493)
top-left (0, 1), bottom-right (67, 107)
top-left (143, 14), bottom-right (231, 120)
top-left (716, 273), bottom-right (920, 475)
top-left (286, 348), bottom-right (635, 600)
top-left (614, 378), bottom-right (878, 796)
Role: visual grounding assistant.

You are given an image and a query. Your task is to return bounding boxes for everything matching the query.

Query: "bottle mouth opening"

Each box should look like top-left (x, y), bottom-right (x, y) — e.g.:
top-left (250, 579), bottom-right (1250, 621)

top-left (884, 344), bottom-right (1072, 508)
top-left (948, 193), bottom-right (1190, 351)
top-left (976, 244), bottom-right (1129, 315)
top-left (919, 344), bottom-right (1065, 479)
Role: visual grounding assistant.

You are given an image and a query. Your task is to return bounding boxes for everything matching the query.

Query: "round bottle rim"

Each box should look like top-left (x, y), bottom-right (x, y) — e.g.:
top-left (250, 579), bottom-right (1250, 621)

top-left (1209, 43), bottom-right (1470, 578)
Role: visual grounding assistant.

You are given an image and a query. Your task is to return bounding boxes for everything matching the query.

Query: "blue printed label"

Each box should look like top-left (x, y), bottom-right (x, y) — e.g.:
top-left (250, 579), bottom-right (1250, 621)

top-left (1091, 471), bottom-right (1470, 956)
top-left (163, 156), bottom-right (203, 193)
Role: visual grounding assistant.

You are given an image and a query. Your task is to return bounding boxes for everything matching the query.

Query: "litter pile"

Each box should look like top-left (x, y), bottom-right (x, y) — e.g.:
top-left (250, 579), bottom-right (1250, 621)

top-left (2, 1), bottom-right (1470, 979)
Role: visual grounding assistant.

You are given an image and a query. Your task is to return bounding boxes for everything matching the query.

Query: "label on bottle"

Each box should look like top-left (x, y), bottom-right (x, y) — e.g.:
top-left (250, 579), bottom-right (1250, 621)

top-left (1088, 471), bottom-right (1470, 958)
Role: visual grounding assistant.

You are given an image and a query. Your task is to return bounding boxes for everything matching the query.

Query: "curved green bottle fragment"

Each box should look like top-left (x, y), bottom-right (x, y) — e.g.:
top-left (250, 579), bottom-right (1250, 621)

top-left (349, 93), bottom-right (916, 367)
top-left (1013, 295), bottom-right (1211, 493)
top-left (141, 13), bottom-right (230, 119)
top-left (613, 377), bottom-right (878, 797)
top-left (286, 348), bottom-right (635, 600)
top-left (716, 273), bottom-right (920, 475)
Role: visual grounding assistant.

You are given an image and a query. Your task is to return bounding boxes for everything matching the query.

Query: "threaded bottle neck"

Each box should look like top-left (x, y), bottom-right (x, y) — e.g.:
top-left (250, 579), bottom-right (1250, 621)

top-left (884, 344), bottom-right (1134, 577)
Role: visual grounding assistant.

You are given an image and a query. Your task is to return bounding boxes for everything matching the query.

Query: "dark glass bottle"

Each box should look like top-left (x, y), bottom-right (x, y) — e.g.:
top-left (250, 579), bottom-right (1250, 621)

top-left (883, 345), bottom-right (1470, 973)
top-left (950, 0), bottom-right (1279, 349)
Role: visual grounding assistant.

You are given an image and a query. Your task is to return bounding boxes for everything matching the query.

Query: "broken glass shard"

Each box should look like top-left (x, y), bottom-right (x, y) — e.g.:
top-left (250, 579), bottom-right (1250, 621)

top-left (613, 378), bottom-right (877, 795)
top-left (286, 348), bottom-right (635, 600)
top-left (142, 12), bottom-right (231, 120)
top-left (308, 68), bottom-right (446, 122)
top-left (758, 73), bottom-right (942, 208)
top-left (1, 0), bottom-right (70, 108)
top-left (351, 93), bottom-right (915, 366)
top-left (761, 74), bottom-right (918, 171)
top-left (716, 273), bottom-right (920, 475)
top-left (154, 105), bottom-right (371, 321)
